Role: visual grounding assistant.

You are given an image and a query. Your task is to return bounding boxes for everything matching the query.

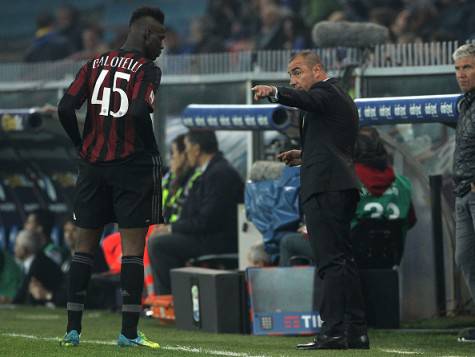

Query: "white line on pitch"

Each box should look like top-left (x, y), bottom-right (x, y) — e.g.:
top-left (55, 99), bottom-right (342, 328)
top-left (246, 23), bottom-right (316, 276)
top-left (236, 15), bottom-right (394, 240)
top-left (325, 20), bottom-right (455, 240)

top-left (378, 348), bottom-right (468, 357)
top-left (1, 333), bottom-right (274, 357)
top-left (379, 349), bottom-right (424, 355)
top-left (5, 332), bottom-right (469, 357)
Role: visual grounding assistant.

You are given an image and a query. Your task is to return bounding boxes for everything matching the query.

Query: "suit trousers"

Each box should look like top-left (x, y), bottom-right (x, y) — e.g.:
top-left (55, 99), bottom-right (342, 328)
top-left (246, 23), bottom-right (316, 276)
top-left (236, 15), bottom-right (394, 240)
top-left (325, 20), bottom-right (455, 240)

top-left (147, 232), bottom-right (204, 295)
top-left (302, 190), bottom-right (367, 336)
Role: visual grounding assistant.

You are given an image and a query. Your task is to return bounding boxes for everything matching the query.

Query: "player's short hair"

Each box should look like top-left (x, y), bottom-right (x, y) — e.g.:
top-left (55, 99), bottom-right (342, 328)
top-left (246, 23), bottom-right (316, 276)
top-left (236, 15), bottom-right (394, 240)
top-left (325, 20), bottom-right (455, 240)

top-left (453, 43), bottom-right (475, 61)
top-left (186, 130), bottom-right (219, 154)
top-left (129, 6), bottom-right (165, 27)
top-left (290, 50), bottom-right (323, 69)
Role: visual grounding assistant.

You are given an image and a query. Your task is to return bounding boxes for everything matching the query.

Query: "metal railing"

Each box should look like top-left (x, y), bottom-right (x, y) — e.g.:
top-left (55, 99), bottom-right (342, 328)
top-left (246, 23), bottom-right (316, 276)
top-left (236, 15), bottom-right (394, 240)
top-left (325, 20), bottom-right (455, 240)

top-left (0, 40), bottom-right (471, 85)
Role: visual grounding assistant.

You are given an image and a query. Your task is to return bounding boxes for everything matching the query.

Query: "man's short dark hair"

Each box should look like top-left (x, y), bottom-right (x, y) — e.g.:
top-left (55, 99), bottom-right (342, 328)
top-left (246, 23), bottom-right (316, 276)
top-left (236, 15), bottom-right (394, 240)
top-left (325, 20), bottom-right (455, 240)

top-left (186, 130), bottom-right (219, 154)
top-left (172, 134), bottom-right (186, 153)
top-left (36, 13), bottom-right (55, 29)
top-left (290, 50), bottom-right (323, 68)
top-left (355, 127), bottom-right (388, 170)
top-left (31, 208), bottom-right (55, 238)
top-left (129, 6), bottom-right (165, 27)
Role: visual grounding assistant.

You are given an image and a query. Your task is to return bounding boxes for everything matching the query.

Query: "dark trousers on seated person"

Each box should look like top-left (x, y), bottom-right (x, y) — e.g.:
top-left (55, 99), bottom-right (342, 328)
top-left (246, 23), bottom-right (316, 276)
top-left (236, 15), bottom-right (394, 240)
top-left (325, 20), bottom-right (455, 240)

top-left (147, 232), bottom-right (204, 295)
top-left (303, 189), bottom-right (367, 337)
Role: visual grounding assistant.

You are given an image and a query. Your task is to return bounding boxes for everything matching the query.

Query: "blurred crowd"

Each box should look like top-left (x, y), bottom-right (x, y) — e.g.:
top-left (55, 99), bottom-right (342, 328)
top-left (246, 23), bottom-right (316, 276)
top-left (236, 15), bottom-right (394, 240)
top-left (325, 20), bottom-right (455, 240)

top-left (23, 0), bottom-right (475, 63)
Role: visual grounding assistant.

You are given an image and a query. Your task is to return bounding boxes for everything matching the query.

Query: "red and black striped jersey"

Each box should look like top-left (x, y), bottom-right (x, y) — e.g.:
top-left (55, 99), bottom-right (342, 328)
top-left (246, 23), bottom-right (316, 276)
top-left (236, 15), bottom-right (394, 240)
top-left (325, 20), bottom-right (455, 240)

top-left (61, 49), bottom-right (161, 163)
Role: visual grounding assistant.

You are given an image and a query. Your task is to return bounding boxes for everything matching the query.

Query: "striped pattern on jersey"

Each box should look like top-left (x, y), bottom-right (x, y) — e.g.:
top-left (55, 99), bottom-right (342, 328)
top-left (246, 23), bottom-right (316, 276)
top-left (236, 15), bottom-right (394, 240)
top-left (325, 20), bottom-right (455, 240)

top-left (66, 49), bottom-right (161, 163)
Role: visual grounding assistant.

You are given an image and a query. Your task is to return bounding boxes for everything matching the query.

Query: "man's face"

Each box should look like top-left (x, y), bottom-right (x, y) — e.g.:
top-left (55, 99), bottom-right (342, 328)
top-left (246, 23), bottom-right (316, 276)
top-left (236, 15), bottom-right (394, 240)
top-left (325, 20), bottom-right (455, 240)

top-left (287, 56), bottom-right (321, 91)
top-left (144, 20), bottom-right (166, 60)
top-left (170, 142), bottom-right (188, 174)
top-left (14, 240), bottom-right (26, 260)
top-left (455, 56), bottom-right (475, 93)
top-left (63, 221), bottom-right (77, 250)
top-left (24, 214), bottom-right (39, 233)
top-left (184, 137), bottom-right (200, 168)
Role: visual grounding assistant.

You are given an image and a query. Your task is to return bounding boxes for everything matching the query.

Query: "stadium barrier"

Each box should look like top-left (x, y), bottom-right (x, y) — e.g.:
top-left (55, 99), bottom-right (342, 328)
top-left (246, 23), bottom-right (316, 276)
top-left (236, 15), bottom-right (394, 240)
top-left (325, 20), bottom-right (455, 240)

top-left (181, 94), bottom-right (461, 131)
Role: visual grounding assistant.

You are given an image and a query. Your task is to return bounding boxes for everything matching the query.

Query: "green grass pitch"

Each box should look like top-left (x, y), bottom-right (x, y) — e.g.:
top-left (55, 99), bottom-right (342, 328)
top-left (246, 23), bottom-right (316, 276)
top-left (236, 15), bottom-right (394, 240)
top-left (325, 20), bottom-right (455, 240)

top-left (1, 306), bottom-right (475, 356)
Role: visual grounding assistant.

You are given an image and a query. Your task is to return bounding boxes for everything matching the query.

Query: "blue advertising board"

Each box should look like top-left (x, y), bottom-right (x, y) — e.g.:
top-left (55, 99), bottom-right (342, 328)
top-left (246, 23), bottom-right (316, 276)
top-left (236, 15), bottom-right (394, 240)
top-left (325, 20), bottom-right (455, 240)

top-left (246, 266), bottom-right (320, 336)
top-left (355, 94), bottom-right (461, 126)
top-left (182, 104), bottom-right (299, 131)
top-left (182, 94), bottom-right (462, 131)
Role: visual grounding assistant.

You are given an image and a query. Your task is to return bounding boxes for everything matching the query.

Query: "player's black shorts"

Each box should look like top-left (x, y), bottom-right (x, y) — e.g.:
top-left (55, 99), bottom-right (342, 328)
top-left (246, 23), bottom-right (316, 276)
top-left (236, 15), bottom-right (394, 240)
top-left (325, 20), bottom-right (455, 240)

top-left (72, 152), bottom-right (163, 229)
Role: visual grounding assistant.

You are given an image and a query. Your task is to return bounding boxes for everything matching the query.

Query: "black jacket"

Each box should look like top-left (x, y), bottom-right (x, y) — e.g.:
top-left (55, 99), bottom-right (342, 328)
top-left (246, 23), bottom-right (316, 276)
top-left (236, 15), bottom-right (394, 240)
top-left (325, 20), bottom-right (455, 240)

top-left (171, 152), bottom-right (244, 253)
top-left (276, 78), bottom-right (360, 202)
top-left (453, 89), bottom-right (475, 197)
top-left (13, 251), bottom-right (64, 305)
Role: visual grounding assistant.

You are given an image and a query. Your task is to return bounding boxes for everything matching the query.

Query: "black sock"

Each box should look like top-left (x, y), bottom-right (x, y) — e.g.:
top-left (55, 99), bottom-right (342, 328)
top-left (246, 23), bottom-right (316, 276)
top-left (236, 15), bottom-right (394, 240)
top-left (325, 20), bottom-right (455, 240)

top-left (121, 256), bottom-right (144, 339)
top-left (66, 252), bottom-right (94, 334)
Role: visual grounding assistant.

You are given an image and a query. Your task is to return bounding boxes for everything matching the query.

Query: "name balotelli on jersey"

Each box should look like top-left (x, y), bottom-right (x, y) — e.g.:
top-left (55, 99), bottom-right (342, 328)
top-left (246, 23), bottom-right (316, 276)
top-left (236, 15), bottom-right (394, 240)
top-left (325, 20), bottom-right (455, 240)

top-left (92, 55), bottom-right (144, 73)
top-left (63, 49), bottom-right (161, 164)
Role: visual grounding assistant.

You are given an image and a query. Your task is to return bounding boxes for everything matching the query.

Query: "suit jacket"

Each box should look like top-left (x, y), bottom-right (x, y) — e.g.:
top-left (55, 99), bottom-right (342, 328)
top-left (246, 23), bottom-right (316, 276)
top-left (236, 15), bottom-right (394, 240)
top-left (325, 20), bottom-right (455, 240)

top-left (13, 251), bottom-right (64, 305)
top-left (171, 152), bottom-right (244, 253)
top-left (276, 78), bottom-right (360, 203)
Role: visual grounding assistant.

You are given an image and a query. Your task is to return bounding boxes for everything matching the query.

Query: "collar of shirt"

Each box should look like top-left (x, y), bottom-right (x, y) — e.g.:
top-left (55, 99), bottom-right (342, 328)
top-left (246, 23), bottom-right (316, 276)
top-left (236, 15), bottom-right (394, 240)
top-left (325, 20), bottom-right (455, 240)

top-left (23, 254), bottom-right (35, 274)
top-left (199, 159), bottom-right (210, 174)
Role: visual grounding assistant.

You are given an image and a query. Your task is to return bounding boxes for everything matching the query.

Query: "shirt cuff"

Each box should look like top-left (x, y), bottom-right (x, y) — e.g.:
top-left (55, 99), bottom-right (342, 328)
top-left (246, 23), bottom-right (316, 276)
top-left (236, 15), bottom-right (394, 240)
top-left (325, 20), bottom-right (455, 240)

top-left (269, 86), bottom-right (279, 103)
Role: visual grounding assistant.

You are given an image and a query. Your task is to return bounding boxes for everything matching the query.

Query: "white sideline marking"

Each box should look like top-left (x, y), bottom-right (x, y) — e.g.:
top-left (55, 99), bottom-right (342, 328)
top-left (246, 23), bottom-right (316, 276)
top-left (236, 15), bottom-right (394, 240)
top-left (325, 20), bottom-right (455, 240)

top-left (379, 349), bottom-right (424, 355)
top-left (3, 333), bottom-right (116, 345)
top-left (3, 333), bottom-right (469, 357)
top-left (2, 333), bottom-right (272, 357)
top-left (16, 314), bottom-right (61, 320)
top-left (378, 349), bottom-right (469, 357)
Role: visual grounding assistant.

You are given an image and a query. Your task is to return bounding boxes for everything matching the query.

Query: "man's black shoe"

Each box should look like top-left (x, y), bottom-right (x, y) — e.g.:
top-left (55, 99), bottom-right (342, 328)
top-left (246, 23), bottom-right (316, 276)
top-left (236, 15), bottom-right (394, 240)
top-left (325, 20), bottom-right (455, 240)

top-left (296, 334), bottom-right (347, 350)
top-left (458, 327), bottom-right (475, 342)
top-left (348, 334), bottom-right (370, 349)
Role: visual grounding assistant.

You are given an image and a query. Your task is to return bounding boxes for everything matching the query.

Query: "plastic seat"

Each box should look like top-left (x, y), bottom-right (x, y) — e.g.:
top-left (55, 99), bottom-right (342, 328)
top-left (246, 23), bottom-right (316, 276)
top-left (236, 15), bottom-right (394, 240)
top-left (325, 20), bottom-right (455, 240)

top-left (187, 253), bottom-right (238, 270)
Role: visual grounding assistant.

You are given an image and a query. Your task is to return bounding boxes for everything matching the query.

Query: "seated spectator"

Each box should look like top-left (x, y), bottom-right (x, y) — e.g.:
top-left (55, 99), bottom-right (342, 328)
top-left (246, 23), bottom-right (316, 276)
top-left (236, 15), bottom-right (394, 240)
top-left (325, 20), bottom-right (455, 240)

top-left (247, 241), bottom-right (271, 267)
top-left (24, 209), bottom-right (64, 265)
top-left (148, 130), bottom-right (244, 294)
top-left (162, 134), bottom-right (196, 224)
top-left (281, 14), bottom-right (309, 51)
top-left (278, 127), bottom-right (416, 267)
top-left (68, 24), bottom-right (109, 61)
top-left (254, 4), bottom-right (285, 50)
top-left (61, 219), bottom-right (108, 275)
top-left (0, 247), bottom-right (23, 303)
top-left (55, 4), bottom-right (83, 52)
top-left (353, 127), bottom-right (417, 234)
top-left (12, 230), bottom-right (64, 305)
top-left (24, 12), bottom-right (73, 62)
top-left (279, 225), bottom-right (312, 266)
top-left (164, 28), bottom-right (185, 55)
top-left (183, 17), bottom-right (225, 54)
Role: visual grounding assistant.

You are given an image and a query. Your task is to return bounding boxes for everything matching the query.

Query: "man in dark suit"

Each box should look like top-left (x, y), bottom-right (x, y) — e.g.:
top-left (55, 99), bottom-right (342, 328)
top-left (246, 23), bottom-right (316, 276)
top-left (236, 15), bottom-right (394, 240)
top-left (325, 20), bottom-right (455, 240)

top-left (252, 50), bottom-right (368, 350)
top-left (12, 230), bottom-right (64, 305)
top-left (147, 130), bottom-right (244, 294)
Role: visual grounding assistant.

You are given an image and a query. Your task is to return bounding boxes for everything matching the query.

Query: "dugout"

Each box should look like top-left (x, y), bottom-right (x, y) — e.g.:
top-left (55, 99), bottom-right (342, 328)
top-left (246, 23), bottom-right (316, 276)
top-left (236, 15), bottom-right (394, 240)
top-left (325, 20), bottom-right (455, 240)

top-left (0, 42), bottom-right (467, 321)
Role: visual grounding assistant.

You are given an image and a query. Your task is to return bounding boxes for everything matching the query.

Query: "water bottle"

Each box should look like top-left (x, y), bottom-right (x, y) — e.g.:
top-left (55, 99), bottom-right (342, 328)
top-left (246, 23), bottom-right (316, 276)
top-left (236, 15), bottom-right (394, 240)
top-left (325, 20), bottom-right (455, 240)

top-left (191, 280), bottom-right (200, 326)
